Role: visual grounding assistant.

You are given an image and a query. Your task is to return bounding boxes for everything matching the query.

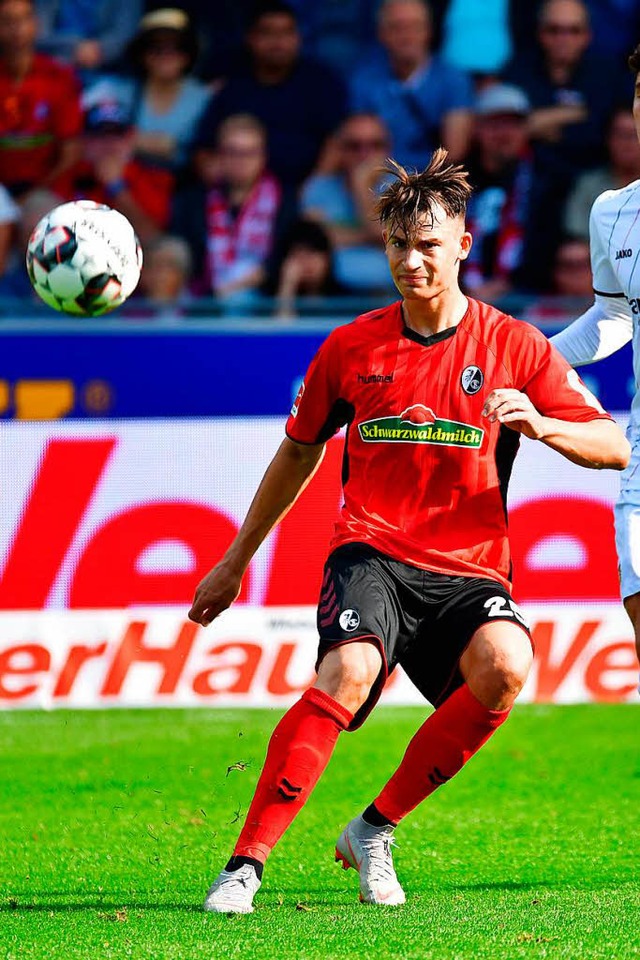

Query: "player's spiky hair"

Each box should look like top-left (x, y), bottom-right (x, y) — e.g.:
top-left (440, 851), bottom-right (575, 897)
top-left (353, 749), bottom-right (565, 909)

top-left (629, 42), bottom-right (640, 75)
top-left (374, 148), bottom-right (473, 241)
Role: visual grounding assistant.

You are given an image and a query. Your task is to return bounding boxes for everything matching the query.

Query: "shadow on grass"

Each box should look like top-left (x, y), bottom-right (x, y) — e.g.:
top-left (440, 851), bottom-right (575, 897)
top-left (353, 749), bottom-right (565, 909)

top-left (0, 900), bottom-right (202, 913)
top-left (3, 877), bottom-right (631, 913)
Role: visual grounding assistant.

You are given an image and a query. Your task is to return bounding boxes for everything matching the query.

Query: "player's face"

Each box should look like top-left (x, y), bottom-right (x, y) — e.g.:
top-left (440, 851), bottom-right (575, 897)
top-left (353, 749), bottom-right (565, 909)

top-left (384, 206), bottom-right (472, 301)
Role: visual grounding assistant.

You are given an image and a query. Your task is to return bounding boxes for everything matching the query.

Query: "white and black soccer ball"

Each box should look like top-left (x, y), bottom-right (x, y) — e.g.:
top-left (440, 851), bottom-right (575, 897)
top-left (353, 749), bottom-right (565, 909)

top-left (26, 200), bottom-right (143, 316)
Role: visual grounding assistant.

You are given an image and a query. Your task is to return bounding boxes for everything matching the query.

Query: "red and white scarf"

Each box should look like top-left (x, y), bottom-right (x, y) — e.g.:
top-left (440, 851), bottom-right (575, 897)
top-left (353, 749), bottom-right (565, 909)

top-left (206, 173), bottom-right (281, 292)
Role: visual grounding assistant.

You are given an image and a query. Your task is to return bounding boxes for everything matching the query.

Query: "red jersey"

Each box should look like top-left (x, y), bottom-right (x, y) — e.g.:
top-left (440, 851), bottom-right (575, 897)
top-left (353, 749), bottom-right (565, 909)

top-left (0, 54), bottom-right (82, 192)
top-left (286, 298), bottom-right (611, 589)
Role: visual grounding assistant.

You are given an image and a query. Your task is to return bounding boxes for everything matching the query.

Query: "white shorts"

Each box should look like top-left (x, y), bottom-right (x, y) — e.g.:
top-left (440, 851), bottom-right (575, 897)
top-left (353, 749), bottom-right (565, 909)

top-left (615, 446), bottom-right (640, 600)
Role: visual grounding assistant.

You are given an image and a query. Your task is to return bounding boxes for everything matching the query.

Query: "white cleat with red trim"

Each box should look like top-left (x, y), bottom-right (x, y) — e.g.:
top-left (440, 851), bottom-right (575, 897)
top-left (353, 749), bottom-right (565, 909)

top-left (335, 815), bottom-right (406, 905)
top-left (203, 864), bottom-right (261, 914)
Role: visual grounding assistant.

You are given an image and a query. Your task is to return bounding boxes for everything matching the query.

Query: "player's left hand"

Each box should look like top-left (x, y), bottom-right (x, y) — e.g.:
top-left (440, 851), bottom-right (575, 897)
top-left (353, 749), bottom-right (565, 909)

top-left (482, 389), bottom-right (546, 440)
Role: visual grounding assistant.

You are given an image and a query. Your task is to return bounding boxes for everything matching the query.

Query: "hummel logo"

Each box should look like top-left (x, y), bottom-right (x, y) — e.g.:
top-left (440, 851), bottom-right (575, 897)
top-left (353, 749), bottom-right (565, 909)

top-left (615, 248), bottom-right (633, 260)
top-left (357, 373), bottom-right (394, 384)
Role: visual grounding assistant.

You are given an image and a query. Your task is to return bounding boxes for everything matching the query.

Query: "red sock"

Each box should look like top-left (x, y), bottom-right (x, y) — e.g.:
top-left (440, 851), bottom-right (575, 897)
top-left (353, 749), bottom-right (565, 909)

top-left (233, 687), bottom-right (353, 863)
top-left (374, 683), bottom-right (510, 825)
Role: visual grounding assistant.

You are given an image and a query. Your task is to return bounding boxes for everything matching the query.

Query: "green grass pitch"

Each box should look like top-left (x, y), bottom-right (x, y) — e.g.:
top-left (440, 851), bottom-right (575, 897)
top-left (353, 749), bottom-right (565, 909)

top-left (0, 705), bottom-right (638, 960)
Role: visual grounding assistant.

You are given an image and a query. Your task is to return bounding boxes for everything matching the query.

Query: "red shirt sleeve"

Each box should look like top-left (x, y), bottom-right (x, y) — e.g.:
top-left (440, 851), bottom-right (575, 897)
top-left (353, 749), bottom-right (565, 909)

top-left (286, 329), bottom-right (347, 444)
top-left (505, 320), bottom-right (612, 422)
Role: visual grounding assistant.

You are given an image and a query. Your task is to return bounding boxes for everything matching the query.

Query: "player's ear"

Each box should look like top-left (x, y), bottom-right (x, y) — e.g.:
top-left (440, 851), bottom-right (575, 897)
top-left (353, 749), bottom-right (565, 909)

top-left (458, 231), bottom-right (472, 262)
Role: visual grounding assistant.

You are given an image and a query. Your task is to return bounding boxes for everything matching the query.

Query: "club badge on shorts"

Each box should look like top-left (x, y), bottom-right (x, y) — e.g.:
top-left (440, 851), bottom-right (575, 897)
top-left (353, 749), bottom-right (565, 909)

top-left (339, 609), bottom-right (360, 632)
top-left (461, 365), bottom-right (484, 395)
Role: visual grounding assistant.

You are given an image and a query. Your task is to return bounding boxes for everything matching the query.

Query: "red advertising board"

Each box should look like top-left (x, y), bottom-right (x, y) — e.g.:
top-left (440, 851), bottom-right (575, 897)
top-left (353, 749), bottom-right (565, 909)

top-left (0, 419), bottom-right (635, 706)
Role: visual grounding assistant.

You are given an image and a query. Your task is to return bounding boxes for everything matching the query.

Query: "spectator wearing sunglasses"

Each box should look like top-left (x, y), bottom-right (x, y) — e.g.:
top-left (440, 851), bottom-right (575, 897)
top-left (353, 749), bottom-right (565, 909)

top-left (120, 8), bottom-right (212, 173)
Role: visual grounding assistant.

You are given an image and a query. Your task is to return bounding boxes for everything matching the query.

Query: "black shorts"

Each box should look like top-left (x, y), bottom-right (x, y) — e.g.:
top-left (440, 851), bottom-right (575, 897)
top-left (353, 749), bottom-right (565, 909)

top-left (317, 543), bottom-right (531, 730)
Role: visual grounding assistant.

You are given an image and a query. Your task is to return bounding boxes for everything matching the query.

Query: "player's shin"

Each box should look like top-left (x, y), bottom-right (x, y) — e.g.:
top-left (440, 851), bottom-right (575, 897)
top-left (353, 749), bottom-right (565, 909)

top-left (368, 683), bottom-right (509, 825)
top-left (231, 687), bottom-right (353, 865)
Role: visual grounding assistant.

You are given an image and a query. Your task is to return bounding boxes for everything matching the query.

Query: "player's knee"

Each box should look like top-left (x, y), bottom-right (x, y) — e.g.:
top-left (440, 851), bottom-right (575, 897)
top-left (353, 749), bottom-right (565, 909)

top-left (316, 642), bottom-right (382, 712)
top-left (466, 637), bottom-right (533, 710)
top-left (488, 644), bottom-right (532, 705)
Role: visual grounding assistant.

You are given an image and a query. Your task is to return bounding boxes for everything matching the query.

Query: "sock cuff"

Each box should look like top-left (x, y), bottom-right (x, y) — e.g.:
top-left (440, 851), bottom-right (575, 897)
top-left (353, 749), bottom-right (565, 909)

top-left (457, 682), bottom-right (511, 727)
top-left (302, 687), bottom-right (353, 729)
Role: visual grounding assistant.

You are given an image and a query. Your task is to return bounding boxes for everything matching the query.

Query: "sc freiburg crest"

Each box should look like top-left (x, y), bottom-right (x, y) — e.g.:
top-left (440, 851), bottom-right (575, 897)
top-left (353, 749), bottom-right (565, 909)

top-left (461, 365), bottom-right (484, 395)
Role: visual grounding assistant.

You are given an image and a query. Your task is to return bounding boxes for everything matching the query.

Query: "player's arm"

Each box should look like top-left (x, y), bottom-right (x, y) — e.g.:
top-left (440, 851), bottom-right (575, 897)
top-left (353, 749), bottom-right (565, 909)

top-left (550, 294), bottom-right (633, 366)
top-left (188, 437), bottom-right (326, 626)
top-left (482, 389), bottom-right (630, 469)
top-left (551, 194), bottom-right (634, 365)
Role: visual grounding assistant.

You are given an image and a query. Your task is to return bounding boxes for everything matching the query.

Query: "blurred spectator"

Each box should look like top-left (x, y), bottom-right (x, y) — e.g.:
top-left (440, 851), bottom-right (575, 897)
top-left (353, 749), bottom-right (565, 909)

top-left (551, 236), bottom-right (593, 297)
top-left (34, 0), bottom-right (142, 72)
top-left (503, 0), bottom-right (629, 170)
top-left (564, 105), bottom-right (640, 239)
top-left (523, 233), bottom-right (594, 323)
top-left (0, 0), bottom-right (82, 199)
top-left (300, 112), bottom-right (392, 292)
top-left (138, 233), bottom-right (192, 305)
top-left (349, 0), bottom-right (474, 168)
top-left (502, 0), bottom-right (630, 289)
top-left (115, 8), bottom-right (212, 173)
top-left (0, 184), bottom-right (19, 277)
top-left (194, 1), bottom-right (346, 189)
top-left (175, 113), bottom-right (296, 304)
top-left (71, 93), bottom-right (173, 245)
top-left (463, 84), bottom-right (534, 302)
top-left (0, 187), bottom-right (59, 297)
top-left (268, 219), bottom-right (346, 318)
top-left (440, 0), bottom-right (512, 77)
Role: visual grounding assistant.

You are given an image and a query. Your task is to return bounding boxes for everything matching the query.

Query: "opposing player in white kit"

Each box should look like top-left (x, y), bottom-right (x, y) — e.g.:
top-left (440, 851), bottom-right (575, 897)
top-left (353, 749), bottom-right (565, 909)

top-left (551, 43), bottom-right (640, 676)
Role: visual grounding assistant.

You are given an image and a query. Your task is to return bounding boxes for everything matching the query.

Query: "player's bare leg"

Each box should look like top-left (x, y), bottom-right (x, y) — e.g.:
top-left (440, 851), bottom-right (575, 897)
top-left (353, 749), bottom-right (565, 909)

top-left (204, 641), bottom-right (382, 913)
top-left (341, 622), bottom-right (533, 904)
top-left (622, 591), bottom-right (640, 688)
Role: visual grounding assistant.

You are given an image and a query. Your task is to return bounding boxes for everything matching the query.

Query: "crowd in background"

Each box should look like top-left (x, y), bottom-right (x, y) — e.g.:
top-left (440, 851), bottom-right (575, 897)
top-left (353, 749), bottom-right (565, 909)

top-left (1, 0), bottom-right (640, 317)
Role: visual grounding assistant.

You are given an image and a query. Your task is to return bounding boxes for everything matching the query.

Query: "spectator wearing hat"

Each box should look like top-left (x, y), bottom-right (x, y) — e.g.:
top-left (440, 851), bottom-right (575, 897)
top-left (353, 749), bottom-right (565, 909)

top-left (194, 1), bottom-right (347, 189)
top-left (0, 0), bottom-right (82, 199)
top-left (463, 83), bottom-right (534, 302)
top-left (34, 0), bottom-right (141, 72)
top-left (117, 8), bottom-right (212, 174)
top-left (349, 0), bottom-right (474, 169)
top-left (300, 112), bottom-right (393, 293)
top-left (71, 93), bottom-right (173, 244)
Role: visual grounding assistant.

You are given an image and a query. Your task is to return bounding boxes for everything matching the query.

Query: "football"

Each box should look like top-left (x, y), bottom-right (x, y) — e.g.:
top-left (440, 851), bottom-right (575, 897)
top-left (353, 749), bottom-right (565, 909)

top-left (26, 200), bottom-right (143, 316)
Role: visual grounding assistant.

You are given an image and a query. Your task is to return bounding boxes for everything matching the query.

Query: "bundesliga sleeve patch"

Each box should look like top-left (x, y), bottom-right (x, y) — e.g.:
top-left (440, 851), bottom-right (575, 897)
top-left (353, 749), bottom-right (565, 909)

top-left (290, 381), bottom-right (305, 417)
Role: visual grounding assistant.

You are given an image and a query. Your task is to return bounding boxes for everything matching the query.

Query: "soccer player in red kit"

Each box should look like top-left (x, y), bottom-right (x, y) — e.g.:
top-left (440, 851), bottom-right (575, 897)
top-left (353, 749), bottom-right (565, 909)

top-left (189, 148), bottom-right (629, 913)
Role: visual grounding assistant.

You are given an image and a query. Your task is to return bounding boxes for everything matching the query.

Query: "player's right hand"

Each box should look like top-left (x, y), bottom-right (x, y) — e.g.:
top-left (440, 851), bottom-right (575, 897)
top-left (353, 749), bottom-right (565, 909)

top-left (188, 560), bottom-right (243, 626)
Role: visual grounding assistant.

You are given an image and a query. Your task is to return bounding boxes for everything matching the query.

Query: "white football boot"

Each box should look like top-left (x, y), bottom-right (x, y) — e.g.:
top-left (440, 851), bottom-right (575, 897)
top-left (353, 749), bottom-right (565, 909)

top-left (335, 814), bottom-right (406, 905)
top-left (203, 863), bottom-right (261, 914)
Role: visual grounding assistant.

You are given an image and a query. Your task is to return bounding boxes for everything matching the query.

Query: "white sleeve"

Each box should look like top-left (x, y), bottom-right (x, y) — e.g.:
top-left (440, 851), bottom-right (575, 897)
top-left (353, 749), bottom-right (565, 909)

top-left (550, 194), bottom-right (633, 366)
top-left (550, 295), bottom-right (633, 366)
